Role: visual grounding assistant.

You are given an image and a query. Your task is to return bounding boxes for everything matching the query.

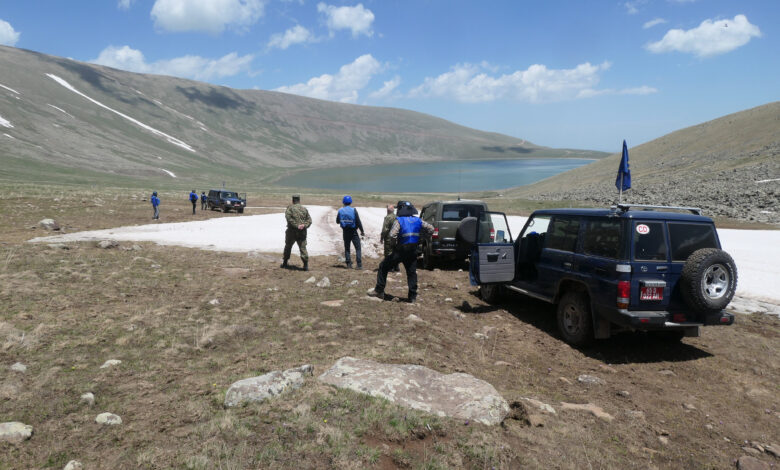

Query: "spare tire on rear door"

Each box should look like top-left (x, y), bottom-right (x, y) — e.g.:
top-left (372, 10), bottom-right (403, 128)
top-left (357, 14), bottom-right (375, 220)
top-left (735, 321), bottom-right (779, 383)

top-left (679, 248), bottom-right (737, 313)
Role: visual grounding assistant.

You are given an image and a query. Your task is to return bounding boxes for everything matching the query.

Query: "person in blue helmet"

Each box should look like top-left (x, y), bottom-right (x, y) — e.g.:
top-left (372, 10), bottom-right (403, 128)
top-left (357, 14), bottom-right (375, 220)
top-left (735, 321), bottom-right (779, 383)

top-left (189, 189), bottom-right (198, 215)
top-left (336, 195), bottom-right (365, 269)
top-left (369, 201), bottom-right (434, 303)
top-left (150, 191), bottom-right (160, 220)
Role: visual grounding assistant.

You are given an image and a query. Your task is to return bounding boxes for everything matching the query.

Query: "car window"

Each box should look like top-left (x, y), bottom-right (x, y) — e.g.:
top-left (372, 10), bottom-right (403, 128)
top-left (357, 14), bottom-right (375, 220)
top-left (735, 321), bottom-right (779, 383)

top-left (441, 204), bottom-right (482, 221)
top-left (546, 216), bottom-right (580, 252)
top-left (633, 221), bottom-right (667, 261)
top-left (668, 223), bottom-right (718, 261)
top-left (582, 218), bottom-right (623, 259)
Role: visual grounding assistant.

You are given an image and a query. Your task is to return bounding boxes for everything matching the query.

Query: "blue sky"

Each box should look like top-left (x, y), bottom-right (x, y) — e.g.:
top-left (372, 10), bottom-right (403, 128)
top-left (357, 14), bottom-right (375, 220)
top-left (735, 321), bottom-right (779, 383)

top-left (0, 0), bottom-right (777, 151)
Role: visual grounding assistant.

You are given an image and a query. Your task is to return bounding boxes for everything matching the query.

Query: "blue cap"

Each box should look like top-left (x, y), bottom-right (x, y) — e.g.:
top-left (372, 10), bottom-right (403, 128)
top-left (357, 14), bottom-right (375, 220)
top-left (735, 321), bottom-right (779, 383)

top-left (342, 195), bottom-right (352, 205)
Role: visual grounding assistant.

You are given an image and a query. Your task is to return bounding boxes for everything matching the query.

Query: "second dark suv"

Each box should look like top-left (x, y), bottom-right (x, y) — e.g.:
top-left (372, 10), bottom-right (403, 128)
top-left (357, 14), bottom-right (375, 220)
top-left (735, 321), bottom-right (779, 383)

top-left (207, 189), bottom-right (247, 213)
top-left (458, 204), bottom-right (737, 346)
top-left (419, 200), bottom-right (488, 269)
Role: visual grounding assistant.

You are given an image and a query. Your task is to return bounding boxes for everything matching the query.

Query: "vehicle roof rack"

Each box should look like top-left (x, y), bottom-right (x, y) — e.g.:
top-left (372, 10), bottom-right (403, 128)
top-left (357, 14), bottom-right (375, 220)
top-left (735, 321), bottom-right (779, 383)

top-left (615, 204), bottom-right (702, 215)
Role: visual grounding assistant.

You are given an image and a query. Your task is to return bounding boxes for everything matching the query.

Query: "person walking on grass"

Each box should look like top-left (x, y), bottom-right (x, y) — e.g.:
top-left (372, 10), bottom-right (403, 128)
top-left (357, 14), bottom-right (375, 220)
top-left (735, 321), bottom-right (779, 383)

top-left (380, 204), bottom-right (400, 272)
top-left (189, 189), bottom-right (198, 215)
top-left (281, 194), bottom-right (312, 271)
top-left (151, 191), bottom-right (160, 220)
top-left (200, 191), bottom-right (207, 210)
top-left (336, 195), bottom-right (365, 269)
top-left (369, 201), bottom-right (434, 303)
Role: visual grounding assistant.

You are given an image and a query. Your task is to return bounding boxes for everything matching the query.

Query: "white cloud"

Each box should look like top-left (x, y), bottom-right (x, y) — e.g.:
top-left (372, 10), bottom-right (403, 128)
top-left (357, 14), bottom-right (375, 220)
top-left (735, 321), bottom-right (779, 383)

top-left (274, 54), bottom-right (381, 103)
top-left (117, 0), bottom-right (135, 10)
top-left (151, 0), bottom-right (265, 34)
top-left (0, 19), bottom-right (20, 46)
top-left (317, 2), bottom-right (374, 37)
top-left (646, 14), bottom-right (761, 57)
top-left (93, 45), bottom-right (254, 81)
top-left (267, 25), bottom-right (316, 50)
top-left (368, 75), bottom-right (401, 100)
top-left (643, 18), bottom-right (667, 29)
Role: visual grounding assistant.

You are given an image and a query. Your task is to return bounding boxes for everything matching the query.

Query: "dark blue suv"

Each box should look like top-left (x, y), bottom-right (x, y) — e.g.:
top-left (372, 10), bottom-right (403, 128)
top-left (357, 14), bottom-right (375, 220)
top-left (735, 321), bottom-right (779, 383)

top-left (458, 204), bottom-right (737, 346)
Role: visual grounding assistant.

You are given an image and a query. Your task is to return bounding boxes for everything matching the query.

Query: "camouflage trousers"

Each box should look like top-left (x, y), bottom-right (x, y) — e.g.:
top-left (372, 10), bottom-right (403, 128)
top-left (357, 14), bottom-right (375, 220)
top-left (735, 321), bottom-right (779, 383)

top-left (284, 228), bottom-right (308, 262)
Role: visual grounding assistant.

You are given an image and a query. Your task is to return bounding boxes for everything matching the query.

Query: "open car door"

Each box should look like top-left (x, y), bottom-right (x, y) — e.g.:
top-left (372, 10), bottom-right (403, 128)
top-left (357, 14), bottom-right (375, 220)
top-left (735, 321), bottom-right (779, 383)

top-left (469, 211), bottom-right (515, 284)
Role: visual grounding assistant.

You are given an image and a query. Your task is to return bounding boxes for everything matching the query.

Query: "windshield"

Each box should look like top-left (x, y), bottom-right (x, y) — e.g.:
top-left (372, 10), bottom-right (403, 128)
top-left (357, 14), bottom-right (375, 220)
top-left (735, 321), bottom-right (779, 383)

top-left (222, 192), bottom-right (238, 199)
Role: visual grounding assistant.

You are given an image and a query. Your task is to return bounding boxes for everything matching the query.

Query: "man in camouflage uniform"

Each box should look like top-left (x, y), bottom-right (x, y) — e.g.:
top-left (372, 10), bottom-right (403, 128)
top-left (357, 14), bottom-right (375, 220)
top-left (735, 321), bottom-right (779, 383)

top-left (379, 204), bottom-right (400, 272)
top-left (281, 194), bottom-right (312, 271)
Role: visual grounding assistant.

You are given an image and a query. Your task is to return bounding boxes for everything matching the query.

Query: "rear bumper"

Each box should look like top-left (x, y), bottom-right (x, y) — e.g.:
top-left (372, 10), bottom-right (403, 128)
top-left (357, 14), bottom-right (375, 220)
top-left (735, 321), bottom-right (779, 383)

top-left (601, 308), bottom-right (735, 330)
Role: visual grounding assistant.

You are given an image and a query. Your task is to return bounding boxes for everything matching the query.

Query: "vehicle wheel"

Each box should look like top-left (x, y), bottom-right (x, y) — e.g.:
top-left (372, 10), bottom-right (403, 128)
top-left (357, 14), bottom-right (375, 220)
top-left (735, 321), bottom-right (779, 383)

top-left (422, 244), bottom-right (434, 270)
top-left (480, 284), bottom-right (502, 304)
top-left (680, 248), bottom-right (737, 313)
top-left (556, 291), bottom-right (594, 347)
top-left (237, 208), bottom-right (244, 214)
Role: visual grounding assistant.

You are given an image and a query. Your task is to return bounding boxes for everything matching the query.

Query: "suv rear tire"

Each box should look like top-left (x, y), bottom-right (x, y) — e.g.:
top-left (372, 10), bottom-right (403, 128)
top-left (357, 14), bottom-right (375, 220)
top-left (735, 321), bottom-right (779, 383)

top-left (680, 248), bottom-right (737, 313)
top-left (557, 291), bottom-right (594, 347)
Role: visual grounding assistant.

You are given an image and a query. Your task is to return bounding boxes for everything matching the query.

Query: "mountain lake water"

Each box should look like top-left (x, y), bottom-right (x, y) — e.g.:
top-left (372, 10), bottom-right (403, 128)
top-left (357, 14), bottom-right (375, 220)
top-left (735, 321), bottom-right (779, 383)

top-left (274, 158), bottom-right (595, 193)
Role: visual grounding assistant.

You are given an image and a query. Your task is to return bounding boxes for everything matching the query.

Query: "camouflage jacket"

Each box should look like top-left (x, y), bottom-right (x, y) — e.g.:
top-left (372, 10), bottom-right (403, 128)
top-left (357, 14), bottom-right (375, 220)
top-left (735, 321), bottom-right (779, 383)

top-left (380, 213), bottom-right (396, 242)
top-left (285, 203), bottom-right (312, 230)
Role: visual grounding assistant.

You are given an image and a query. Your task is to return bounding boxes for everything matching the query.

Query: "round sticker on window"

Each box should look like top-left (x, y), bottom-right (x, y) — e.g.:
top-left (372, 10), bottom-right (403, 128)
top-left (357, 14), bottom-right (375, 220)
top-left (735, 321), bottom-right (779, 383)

top-left (636, 224), bottom-right (650, 235)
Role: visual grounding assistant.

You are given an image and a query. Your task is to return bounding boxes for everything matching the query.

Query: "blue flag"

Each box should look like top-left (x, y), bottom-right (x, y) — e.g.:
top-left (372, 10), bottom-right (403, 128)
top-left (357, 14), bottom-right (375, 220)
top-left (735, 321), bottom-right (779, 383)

top-left (615, 140), bottom-right (631, 191)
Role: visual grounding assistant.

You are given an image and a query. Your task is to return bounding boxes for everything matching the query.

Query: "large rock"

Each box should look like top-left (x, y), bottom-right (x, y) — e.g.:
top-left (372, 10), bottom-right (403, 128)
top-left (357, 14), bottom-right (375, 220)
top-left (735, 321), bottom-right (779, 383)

top-left (318, 357), bottom-right (509, 425)
top-left (224, 364), bottom-right (313, 407)
top-left (38, 219), bottom-right (60, 231)
top-left (0, 421), bottom-right (33, 443)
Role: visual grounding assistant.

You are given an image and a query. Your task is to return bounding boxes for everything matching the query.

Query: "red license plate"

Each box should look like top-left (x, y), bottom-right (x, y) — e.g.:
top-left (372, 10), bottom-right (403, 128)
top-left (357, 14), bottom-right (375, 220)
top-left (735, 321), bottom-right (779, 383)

top-left (640, 286), bottom-right (664, 301)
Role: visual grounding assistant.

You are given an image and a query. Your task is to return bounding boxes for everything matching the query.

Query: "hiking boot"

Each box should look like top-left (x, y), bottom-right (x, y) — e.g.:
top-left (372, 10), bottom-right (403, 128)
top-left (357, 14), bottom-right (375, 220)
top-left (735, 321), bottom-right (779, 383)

top-left (303, 261), bottom-right (309, 271)
top-left (280, 259), bottom-right (288, 269)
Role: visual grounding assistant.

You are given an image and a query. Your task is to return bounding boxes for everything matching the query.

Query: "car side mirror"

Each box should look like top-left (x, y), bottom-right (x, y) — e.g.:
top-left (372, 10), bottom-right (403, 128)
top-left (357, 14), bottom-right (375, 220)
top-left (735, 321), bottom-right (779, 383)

top-left (457, 217), bottom-right (478, 246)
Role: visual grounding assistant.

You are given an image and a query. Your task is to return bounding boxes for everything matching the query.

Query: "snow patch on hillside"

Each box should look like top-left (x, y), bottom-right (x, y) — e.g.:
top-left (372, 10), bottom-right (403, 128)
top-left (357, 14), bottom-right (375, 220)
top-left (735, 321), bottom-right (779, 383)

top-left (47, 104), bottom-right (74, 118)
top-left (0, 83), bottom-right (19, 94)
top-left (0, 114), bottom-right (13, 128)
top-left (45, 73), bottom-right (195, 153)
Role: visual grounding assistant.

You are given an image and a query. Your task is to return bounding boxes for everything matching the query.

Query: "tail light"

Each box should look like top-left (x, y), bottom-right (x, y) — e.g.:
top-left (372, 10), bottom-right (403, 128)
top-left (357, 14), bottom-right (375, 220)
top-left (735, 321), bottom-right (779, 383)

top-left (432, 228), bottom-right (439, 239)
top-left (617, 281), bottom-right (630, 309)
top-left (489, 228), bottom-right (495, 241)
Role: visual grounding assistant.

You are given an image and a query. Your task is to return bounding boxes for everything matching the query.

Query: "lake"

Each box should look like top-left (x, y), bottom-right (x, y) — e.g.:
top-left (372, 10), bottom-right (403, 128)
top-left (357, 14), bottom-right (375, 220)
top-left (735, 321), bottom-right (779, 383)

top-left (274, 158), bottom-right (594, 193)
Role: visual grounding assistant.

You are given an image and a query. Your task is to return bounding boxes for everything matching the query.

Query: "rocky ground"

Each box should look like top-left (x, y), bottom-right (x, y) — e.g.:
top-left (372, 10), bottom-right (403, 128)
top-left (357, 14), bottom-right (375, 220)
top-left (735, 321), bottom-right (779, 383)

top-left (1, 189), bottom-right (779, 469)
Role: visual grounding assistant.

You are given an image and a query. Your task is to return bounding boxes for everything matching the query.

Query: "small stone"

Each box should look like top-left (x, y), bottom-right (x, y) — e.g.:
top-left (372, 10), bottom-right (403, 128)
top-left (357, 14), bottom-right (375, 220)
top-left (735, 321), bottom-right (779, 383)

top-left (96, 240), bottom-right (118, 249)
top-left (0, 422), bottom-right (33, 443)
top-left (617, 390), bottom-right (630, 398)
top-left (100, 359), bottom-right (121, 369)
top-left (577, 374), bottom-right (605, 385)
top-left (208, 298), bottom-right (220, 305)
top-left (316, 277), bottom-right (331, 288)
top-left (64, 460), bottom-right (83, 470)
top-left (304, 276), bottom-right (316, 284)
top-left (80, 392), bottom-right (95, 406)
top-left (95, 413), bottom-right (122, 425)
top-left (10, 362), bottom-right (26, 373)
top-left (658, 369), bottom-right (675, 376)
top-left (320, 300), bottom-right (344, 307)
top-left (737, 456), bottom-right (771, 470)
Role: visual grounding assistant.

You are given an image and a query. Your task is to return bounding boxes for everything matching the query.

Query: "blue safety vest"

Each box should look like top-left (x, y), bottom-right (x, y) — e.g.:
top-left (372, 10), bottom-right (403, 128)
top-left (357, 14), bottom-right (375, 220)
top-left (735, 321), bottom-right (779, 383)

top-left (338, 206), bottom-right (356, 228)
top-left (398, 217), bottom-right (422, 245)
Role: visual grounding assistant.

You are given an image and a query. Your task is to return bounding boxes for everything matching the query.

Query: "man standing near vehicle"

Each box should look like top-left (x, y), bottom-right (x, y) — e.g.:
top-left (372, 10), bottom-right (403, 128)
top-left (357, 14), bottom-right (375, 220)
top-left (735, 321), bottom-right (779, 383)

top-left (370, 201), bottom-right (433, 303)
top-left (380, 204), bottom-right (400, 272)
top-left (189, 189), bottom-right (198, 215)
top-left (336, 195), bottom-right (365, 269)
top-left (281, 194), bottom-right (312, 271)
top-left (200, 191), bottom-right (207, 210)
top-left (151, 191), bottom-right (160, 220)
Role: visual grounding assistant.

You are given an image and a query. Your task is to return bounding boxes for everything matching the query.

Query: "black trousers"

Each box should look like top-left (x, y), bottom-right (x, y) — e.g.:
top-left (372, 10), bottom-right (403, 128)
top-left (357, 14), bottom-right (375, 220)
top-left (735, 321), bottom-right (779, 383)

top-left (342, 228), bottom-right (362, 266)
top-left (375, 244), bottom-right (418, 299)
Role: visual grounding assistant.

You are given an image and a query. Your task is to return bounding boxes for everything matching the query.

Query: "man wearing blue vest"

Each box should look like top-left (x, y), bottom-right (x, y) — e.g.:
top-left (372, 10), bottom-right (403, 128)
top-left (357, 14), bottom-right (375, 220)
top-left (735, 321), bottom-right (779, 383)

top-left (336, 195), bottom-right (365, 269)
top-left (369, 201), bottom-right (434, 303)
